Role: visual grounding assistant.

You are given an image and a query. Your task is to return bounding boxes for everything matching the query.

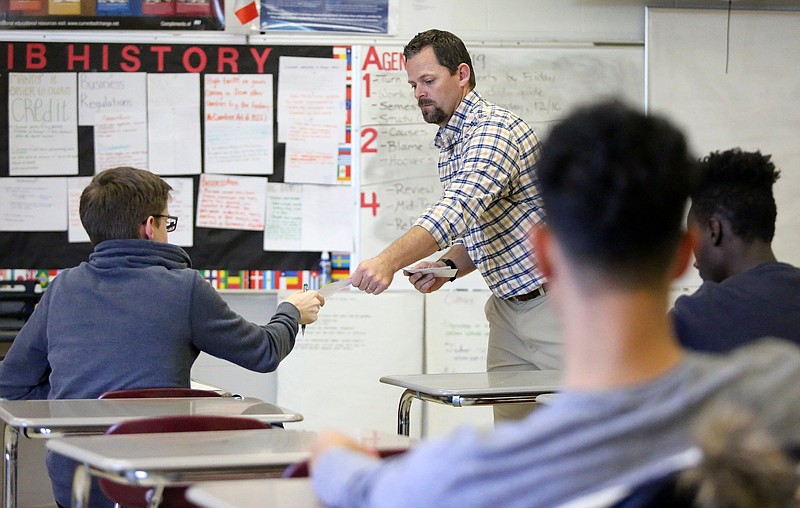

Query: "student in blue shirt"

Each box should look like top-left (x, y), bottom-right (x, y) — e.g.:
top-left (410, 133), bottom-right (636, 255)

top-left (671, 148), bottom-right (800, 352)
top-left (308, 102), bottom-right (800, 508)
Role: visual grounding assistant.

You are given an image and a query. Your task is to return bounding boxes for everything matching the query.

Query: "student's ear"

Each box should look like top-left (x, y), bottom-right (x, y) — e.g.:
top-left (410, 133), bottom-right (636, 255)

top-left (530, 224), bottom-right (553, 279)
top-left (141, 216), bottom-right (155, 241)
top-left (708, 216), bottom-right (723, 247)
top-left (672, 228), bottom-right (698, 279)
top-left (457, 63), bottom-right (471, 87)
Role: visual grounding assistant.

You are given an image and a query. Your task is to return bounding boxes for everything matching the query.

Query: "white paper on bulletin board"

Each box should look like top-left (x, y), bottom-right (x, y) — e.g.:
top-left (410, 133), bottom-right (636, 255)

top-left (67, 176), bottom-right (91, 243)
top-left (424, 289), bottom-right (494, 438)
top-left (9, 72), bottom-right (78, 176)
top-left (0, 177), bottom-right (68, 232)
top-left (276, 290), bottom-right (424, 437)
top-left (147, 73), bottom-right (202, 175)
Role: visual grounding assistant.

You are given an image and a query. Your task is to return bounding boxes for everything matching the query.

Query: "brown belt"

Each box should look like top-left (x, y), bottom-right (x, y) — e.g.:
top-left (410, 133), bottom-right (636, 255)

top-left (510, 283), bottom-right (548, 302)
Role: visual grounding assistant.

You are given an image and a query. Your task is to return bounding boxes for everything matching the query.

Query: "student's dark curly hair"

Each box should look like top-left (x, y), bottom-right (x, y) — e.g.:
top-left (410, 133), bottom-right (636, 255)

top-left (403, 29), bottom-right (476, 89)
top-left (537, 101), bottom-right (696, 286)
top-left (691, 149), bottom-right (779, 243)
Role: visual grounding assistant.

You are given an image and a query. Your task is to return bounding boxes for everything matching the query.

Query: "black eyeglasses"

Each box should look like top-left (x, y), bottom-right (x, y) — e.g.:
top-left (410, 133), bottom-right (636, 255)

top-left (151, 214), bottom-right (179, 232)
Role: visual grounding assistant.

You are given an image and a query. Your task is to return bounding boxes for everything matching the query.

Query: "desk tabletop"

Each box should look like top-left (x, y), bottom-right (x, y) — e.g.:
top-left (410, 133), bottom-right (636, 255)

top-left (187, 478), bottom-right (321, 508)
top-left (380, 370), bottom-right (561, 396)
top-left (0, 397), bottom-right (302, 430)
top-left (46, 428), bottom-right (414, 474)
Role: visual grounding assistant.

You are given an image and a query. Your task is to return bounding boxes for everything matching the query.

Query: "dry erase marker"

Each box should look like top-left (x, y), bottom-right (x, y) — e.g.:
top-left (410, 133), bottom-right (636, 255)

top-left (301, 284), bottom-right (308, 336)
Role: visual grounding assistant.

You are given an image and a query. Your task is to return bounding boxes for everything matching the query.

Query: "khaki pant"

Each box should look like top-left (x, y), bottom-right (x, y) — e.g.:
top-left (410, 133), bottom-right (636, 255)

top-left (485, 293), bottom-right (562, 422)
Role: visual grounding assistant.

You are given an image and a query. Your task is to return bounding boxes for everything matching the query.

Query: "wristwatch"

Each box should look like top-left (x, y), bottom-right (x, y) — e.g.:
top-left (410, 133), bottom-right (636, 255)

top-left (439, 258), bottom-right (458, 282)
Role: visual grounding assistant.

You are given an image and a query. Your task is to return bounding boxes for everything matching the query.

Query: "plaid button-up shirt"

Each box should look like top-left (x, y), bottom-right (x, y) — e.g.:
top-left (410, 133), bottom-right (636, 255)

top-left (414, 90), bottom-right (546, 298)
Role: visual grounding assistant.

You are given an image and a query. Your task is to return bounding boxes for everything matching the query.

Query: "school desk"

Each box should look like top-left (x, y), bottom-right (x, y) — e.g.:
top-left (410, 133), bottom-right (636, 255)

top-left (46, 428), bottom-right (413, 507)
top-left (380, 370), bottom-right (561, 435)
top-left (0, 397), bottom-right (301, 508)
top-left (187, 478), bottom-right (321, 508)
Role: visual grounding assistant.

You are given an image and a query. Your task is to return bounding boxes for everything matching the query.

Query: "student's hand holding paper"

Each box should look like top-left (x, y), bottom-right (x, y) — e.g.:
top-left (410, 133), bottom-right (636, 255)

top-left (285, 290), bottom-right (325, 325)
top-left (403, 261), bottom-right (452, 294)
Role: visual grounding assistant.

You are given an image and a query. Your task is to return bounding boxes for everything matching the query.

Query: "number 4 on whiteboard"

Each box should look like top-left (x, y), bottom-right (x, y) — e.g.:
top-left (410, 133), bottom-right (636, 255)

top-left (360, 192), bottom-right (380, 216)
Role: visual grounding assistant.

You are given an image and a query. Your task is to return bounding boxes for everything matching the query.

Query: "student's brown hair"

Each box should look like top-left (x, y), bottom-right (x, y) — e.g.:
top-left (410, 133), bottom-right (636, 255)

top-left (79, 166), bottom-right (172, 245)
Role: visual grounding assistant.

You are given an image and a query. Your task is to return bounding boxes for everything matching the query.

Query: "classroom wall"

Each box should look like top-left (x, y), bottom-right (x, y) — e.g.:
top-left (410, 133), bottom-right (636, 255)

top-left (238, 0), bottom-right (800, 46)
top-left (4, 4), bottom-right (800, 503)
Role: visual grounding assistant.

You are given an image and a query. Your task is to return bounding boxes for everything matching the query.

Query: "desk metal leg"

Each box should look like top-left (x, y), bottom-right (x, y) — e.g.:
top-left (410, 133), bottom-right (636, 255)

top-left (71, 464), bottom-right (91, 508)
top-left (3, 425), bottom-right (18, 508)
top-left (146, 484), bottom-right (164, 508)
top-left (397, 390), bottom-right (416, 436)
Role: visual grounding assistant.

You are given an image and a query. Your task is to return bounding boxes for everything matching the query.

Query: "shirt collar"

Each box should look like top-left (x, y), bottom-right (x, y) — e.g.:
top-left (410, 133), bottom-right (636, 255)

top-left (435, 89), bottom-right (481, 149)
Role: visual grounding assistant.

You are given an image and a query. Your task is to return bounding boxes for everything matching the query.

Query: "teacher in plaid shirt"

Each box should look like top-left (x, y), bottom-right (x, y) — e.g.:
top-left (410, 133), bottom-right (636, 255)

top-left (351, 29), bottom-right (560, 422)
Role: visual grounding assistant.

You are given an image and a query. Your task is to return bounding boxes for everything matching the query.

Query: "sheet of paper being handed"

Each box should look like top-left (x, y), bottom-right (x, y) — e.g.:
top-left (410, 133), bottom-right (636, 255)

top-left (318, 278), bottom-right (352, 299)
top-left (402, 266), bottom-right (458, 278)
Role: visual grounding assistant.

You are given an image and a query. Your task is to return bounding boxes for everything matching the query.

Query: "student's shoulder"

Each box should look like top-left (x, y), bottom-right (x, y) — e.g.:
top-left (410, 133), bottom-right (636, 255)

top-left (41, 264), bottom-right (84, 291)
top-left (728, 337), bottom-right (800, 373)
top-left (672, 281), bottom-right (742, 319)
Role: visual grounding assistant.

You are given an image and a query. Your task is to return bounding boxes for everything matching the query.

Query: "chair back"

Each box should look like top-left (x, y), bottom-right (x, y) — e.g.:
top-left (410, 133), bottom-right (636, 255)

top-left (0, 280), bottom-right (41, 352)
top-left (99, 387), bottom-right (223, 399)
top-left (99, 415), bottom-right (269, 507)
top-left (610, 472), bottom-right (695, 508)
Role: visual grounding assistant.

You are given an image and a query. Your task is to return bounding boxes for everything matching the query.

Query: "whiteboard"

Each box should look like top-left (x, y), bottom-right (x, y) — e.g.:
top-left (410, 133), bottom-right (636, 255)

top-left (276, 290), bottom-right (424, 437)
top-left (357, 44), bottom-right (644, 290)
top-left (424, 290), bottom-right (494, 437)
top-left (647, 8), bottom-right (800, 281)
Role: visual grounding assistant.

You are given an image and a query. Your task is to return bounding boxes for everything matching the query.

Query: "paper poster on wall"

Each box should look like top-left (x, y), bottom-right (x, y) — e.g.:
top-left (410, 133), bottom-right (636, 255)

top-left (276, 290), bottom-right (423, 436)
top-left (204, 74), bottom-right (274, 175)
top-left (196, 174), bottom-right (267, 231)
top-left (261, 0), bottom-right (389, 33)
top-left (298, 183), bottom-right (353, 251)
top-left (78, 72), bottom-right (147, 127)
top-left (277, 56), bottom-right (346, 144)
top-left (147, 73), bottom-right (202, 175)
top-left (8, 73), bottom-right (78, 176)
top-left (0, 177), bottom-right (68, 231)
top-left (94, 111), bottom-right (149, 173)
top-left (0, 0), bottom-right (224, 30)
top-left (263, 183), bottom-right (301, 251)
top-left (263, 182), bottom-right (353, 252)
top-left (424, 289), bottom-right (494, 437)
top-left (67, 176), bottom-right (91, 243)
top-left (284, 121), bottom-right (340, 184)
top-left (161, 177), bottom-right (195, 247)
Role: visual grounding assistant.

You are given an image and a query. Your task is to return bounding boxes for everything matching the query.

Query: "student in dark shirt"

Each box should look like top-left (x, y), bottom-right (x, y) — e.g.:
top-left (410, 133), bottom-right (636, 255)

top-left (671, 148), bottom-right (800, 352)
top-left (0, 166), bottom-right (324, 508)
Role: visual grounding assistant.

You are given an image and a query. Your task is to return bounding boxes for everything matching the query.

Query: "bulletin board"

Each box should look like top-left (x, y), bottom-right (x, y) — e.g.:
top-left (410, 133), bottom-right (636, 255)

top-left (647, 8), bottom-right (800, 279)
top-left (0, 40), bottom-right (347, 270)
top-left (356, 44), bottom-right (644, 290)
